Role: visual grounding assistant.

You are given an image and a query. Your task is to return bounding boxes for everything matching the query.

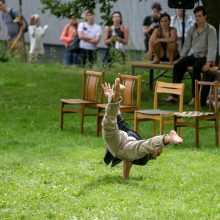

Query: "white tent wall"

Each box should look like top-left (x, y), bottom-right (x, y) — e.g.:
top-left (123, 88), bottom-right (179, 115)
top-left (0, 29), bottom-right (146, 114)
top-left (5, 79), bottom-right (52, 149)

top-left (0, 0), bottom-right (219, 53)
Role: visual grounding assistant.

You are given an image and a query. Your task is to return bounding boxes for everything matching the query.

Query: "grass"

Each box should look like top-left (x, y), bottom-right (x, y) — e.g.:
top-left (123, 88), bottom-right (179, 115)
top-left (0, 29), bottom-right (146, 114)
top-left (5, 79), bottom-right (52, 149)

top-left (0, 61), bottom-right (219, 219)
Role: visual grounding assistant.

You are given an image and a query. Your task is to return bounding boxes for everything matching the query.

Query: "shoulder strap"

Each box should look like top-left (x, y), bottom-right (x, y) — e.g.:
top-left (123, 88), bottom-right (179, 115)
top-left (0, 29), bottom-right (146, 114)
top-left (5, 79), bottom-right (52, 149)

top-left (120, 25), bottom-right (124, 32)
top-left (9, 8), bottom-right (15, 20)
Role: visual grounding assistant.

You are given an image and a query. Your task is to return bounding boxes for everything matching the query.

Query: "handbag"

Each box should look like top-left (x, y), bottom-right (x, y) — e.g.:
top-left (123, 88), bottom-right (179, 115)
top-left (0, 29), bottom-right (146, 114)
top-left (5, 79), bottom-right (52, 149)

top-left (68, 33), bottom-right (80, 52)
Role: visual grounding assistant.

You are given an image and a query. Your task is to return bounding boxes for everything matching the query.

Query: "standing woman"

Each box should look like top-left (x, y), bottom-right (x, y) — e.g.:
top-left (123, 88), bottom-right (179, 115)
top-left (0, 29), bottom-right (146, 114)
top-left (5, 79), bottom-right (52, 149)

top-left (29, 14), bottom-right (48, 62)
top-left (60, 17), bottom-right (79, 65)
top-left (148, 13), bottom-right (179, 64)
top-left (103, 11), bottom-right (129, 65)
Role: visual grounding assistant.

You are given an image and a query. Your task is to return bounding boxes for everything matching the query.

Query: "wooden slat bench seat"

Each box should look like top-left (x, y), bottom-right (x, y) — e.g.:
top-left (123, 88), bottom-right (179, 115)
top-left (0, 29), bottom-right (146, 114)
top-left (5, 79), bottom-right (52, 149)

top-left (127, 61), bottom-right (220, 90)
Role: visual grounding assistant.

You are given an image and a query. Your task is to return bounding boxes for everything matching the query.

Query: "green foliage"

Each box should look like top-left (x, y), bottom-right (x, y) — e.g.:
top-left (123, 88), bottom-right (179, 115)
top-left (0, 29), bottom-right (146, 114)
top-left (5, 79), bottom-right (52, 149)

top-left (0, 41), bottom-right (9, 62)
top-left (0, 61), bottom-right (220, 219)
top-left (40, 0), bottom-right (118, 21)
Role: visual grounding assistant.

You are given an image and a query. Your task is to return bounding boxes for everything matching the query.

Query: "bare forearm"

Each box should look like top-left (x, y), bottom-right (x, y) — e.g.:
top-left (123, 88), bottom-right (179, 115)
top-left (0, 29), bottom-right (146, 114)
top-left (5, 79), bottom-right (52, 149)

top-left (123, 160), bottom-right (133, 180)
top-left (158, 37), bottom-right (176, 43)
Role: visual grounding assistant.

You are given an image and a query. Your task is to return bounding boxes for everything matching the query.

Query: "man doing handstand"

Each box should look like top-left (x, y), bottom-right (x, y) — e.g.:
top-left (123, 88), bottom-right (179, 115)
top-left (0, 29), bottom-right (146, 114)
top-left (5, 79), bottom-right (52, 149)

top-left (102, 78), bottom-right (183, 180)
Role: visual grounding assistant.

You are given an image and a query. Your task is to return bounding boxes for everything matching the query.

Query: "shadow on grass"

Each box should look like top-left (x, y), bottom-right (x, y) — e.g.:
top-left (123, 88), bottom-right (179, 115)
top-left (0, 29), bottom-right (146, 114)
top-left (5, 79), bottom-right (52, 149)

top-left (74, 173), bottom-right (146, 197)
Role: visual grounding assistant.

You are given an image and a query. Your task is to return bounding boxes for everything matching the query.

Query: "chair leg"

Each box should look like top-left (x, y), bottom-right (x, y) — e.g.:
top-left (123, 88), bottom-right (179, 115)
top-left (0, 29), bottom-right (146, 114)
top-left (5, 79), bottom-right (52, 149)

top-left (96, 108), bottom-right (101, 136)
top-left (134, 112), bottom-right (139, 132)
top-left (80, 104), bottom-right (85, 134)
top-left (175, 117), bottom-right (183, 137)
top-left (215, 118), bottom-right (219, 147)
top-left (153, 120), bottom-right (157, 136)
top-left (159, 116), bottom-right (164, 135)
top-left (195, 119), bottom-right (199, 149)
top-left (60, 102), bottom-right (64, 130)
top-left (174, 116), bottom-right (178, 132)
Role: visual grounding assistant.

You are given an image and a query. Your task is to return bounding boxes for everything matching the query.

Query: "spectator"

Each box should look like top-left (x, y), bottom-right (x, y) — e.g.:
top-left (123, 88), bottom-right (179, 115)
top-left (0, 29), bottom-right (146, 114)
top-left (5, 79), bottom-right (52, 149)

top-left (143, 2), bottom-right (162, 54)
top-left (0, 0), bottom-right (26, 58)
top-left (60, 17), bottom-right (79, 65)
top-left (148, 13), bottom-right (179, 64)
top-left (166, 6), bottom-right (217, 106)
top-left (29, 14), bottom-right (48, 63)
top-left (103, 11), bottom-right (129, 65)
top-left (170, 9), bottom-right (194, 52)
top-left (78, 11), bottom-right (101, 67)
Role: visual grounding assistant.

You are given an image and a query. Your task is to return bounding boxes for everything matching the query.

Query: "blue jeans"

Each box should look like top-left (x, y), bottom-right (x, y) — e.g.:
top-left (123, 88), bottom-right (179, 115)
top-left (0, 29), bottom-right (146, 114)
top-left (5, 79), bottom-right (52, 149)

top-left (65, 48), bottom-right (79, 65)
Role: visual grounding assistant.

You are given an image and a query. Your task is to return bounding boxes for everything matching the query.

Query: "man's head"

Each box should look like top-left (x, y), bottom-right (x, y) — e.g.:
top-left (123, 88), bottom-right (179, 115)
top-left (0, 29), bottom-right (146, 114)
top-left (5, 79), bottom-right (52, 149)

top-left (176, 9), bottom-right (184, 18)
top-left (84, 11), bottom-right (95, 25)
top-left (0, 0), bottom-right (7, 12)
top-left (151, 2), bottom-right (162, 18)
top-left (193, 6), bottom-right (207, 26)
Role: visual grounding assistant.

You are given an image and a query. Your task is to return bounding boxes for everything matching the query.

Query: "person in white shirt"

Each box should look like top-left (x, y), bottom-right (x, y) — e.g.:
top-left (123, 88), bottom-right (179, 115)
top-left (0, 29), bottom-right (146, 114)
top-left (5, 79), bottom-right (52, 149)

top-left (78, 11), bottom-right (101, 67)
top-left (29, 14), bottom-right (48, 62)
top-left (170, 9), bottom-right (194, 52)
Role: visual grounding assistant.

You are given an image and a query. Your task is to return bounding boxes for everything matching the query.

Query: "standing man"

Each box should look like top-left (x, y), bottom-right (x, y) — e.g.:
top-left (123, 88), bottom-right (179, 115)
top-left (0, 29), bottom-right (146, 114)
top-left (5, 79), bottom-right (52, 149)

top-left (143, 2), bottom-right (162, 54)
top-left (166, 6), bottom-right (217, 106)
top-left (0, 0), bottom-right (26, 58)
top-left (170, 9), bottom-right (194, 53)
top-left (78, 11), bottom-right (101, 67)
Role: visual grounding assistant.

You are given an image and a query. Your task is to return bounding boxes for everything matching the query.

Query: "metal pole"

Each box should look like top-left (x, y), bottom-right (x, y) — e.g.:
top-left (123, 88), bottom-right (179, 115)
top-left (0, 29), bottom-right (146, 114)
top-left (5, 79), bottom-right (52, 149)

top-left (19, 0), bottom-right (22, 16)
top-left (181, 9), bottom-right (185, 47)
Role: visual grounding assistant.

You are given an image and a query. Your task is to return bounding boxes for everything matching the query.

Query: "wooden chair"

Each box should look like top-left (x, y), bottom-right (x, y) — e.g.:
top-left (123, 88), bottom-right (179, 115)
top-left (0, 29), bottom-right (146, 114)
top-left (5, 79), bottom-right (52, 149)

top-left (96, 73), bottom-right (141, 136)
top-left (60, 70), bottom-right (105, 133)
top-left (134, 81), bottom-right (185, 136)
top-left (174, 80), bottom-right (219, 149)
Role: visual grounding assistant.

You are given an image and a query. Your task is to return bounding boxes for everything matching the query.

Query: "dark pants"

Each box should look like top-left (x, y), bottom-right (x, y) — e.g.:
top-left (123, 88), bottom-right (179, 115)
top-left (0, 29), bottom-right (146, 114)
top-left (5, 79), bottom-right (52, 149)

top-left (65, 48), bottom-right (80, 65)
top-left (80, 48), bottom-right (97, 67)
top-left (103, 47), bottom-right (126, 65)
top-left (173, 55), bottom-right (207, 97)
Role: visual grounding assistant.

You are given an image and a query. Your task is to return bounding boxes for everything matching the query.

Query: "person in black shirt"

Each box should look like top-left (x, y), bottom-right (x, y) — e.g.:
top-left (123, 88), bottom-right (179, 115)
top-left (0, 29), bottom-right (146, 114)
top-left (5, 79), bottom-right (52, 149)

top-left (143, 2), bottom-right (162, 53)
top-left (103, 11), bottom-right (129, 65)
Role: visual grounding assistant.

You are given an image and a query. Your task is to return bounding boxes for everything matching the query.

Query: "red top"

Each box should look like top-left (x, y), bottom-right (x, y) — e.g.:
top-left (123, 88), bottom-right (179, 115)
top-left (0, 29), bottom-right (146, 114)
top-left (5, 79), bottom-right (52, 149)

top-left (60, 24), bottom-right (77, 48)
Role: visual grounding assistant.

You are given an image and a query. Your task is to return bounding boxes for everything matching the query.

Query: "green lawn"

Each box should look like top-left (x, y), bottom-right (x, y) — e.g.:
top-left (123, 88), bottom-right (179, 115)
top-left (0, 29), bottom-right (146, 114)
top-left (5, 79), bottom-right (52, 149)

top-left (0, 61), bottom-right (219, 219)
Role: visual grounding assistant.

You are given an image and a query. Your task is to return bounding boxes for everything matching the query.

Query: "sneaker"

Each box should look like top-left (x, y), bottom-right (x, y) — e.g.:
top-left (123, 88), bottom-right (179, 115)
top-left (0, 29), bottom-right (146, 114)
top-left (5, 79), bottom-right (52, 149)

top-left (188, 98), bottom-right (195, 106)
top-left (165, 96), bottom-right (178, 103)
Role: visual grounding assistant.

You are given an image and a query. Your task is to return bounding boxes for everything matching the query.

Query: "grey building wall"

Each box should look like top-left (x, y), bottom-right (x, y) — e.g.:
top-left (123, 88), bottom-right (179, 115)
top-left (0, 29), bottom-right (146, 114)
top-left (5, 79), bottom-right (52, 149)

top-left (0, 0), bottom-right (219, 52)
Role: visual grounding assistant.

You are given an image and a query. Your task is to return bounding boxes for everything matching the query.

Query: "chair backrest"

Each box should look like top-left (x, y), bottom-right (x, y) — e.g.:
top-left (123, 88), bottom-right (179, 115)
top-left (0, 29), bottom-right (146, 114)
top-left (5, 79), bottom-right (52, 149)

top-left (154, 81), bottom-right (185, 111)
top-left (82, 70), bottom-right (105, 102)
top-left (118, 73), bottom-right (141, 109)
top-left (195, 80), bottom-right (220, 114)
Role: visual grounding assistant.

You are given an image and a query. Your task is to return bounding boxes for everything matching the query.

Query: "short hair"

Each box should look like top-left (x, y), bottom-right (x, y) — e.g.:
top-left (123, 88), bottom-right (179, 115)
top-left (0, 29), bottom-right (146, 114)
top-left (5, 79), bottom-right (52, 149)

top-left (159, 12), bottom-right (171, 22)
top-left (111, 11), bottom-right (123, 25)
top-left (84, 10), bottom-right (94, 21)
top-left (0, 0), bottom-right (6, 4)
top-left (29, 14), bottom-right (39, 26)
top-left (151, 3), bottom-right (162, 11)
top-left (193, 6), bottom-right (207, 16)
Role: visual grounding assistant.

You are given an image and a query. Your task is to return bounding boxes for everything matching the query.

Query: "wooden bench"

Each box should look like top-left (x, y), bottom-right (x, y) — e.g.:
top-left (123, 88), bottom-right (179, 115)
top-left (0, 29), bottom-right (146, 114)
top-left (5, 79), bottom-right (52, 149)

top-left (127, 61), bottom-right (220, 90)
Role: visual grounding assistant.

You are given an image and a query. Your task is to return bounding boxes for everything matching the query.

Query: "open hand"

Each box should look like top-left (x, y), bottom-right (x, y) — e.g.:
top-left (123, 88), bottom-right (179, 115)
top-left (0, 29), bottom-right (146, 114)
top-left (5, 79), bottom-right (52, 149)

top-left (101, 82), bottom-right (113, 98)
